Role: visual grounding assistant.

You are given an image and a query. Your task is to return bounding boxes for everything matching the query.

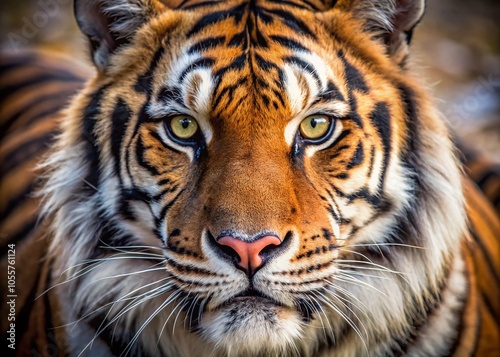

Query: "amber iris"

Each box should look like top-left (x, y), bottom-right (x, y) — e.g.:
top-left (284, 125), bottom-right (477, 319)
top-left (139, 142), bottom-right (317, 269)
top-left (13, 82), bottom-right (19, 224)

top-left (169, 115), bottom-right (199, 140)
top-left (299, 115), bottom-right (332, 140)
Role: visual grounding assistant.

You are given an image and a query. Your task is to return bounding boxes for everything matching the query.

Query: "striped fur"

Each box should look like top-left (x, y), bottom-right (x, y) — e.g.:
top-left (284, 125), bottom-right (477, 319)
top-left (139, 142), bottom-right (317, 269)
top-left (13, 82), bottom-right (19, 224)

top-left (1, 1), bottom-right (499, 356)
top-left (459, 143), bottom-right (500, 216)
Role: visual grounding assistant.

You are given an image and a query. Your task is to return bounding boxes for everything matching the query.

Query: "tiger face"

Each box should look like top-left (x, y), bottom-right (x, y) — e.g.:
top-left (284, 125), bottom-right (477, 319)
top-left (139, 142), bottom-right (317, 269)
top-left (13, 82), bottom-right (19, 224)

top-left (45, 0), bottom-right (467, 355)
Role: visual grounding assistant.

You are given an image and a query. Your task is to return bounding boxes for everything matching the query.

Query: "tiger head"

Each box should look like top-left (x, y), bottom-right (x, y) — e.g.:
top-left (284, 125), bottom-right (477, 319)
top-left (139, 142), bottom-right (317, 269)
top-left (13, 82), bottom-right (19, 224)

top-left (44, 0), bottom-right (467, 355)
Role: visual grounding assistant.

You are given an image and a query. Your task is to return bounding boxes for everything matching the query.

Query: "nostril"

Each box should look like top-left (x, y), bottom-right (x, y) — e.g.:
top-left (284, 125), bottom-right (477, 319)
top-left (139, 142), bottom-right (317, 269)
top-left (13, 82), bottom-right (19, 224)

top-left (217, 243), bottom-right (241, 264)
top-left (207, 231), bottom-right (293, 276)
top-left (259, 231), bottom-right (293, 262)
top-left (259, 243), bottom-right (279, 257)
top-left (207, 231), bottom-right (240, 263)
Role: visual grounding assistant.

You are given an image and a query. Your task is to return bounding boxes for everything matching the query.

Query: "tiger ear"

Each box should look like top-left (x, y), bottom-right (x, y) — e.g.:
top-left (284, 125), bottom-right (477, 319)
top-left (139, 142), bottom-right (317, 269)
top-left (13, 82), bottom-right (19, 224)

top-left (74, 0), bottom-right (165, 70)
top-left (336, 0), bottom-right (425, 64)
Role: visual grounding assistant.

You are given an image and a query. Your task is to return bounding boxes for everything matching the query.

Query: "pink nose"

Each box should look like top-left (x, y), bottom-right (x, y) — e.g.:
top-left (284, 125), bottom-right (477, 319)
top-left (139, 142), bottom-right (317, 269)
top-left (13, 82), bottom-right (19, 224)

top-left (217, 235), bottom-right (282, 273)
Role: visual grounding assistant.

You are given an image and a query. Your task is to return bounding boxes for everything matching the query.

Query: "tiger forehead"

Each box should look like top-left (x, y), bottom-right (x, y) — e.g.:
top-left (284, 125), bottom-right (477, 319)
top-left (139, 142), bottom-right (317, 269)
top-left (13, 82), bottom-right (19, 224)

top-left (179, 0), bottom-right (328, 55)
top-left (173, 0), bottom-right (337, 13)
top-left (147, 3), bottom-right (347, 124)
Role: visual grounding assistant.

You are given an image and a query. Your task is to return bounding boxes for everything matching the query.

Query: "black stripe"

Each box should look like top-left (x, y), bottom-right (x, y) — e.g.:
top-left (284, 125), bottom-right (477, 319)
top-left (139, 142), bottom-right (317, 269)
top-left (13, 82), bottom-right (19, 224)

top-left (469, 303), bottom-right (482, 355)
top-left (346, 142), bottom-right (364, 169)
top-left (180, 57), bottom-right (216, 82)
top-left (175, 0), bottom-right (191, 8)
top-left (271, 88), bottom-right (286, 107)
top-left (212, 77), bottom-right (247, 110)
top-left (158, 178), bottom-right (171, 186)
top-left (128, 47), bottom-right (168, 186)
top-left (332, 173), bottom-right (348, 179)
top-left (284, 55), bottom-right (322, 86)
top-left (187, 3), bottom-right (247, 36)
top-left (367, 145), bottom-right (375, 177)
top-left (269, 35), bottom-right (308, 52)
top-left (135, 135), bottom-right (161, 176)
top-left (158, 86), bottom-right (183, 105)
top-left (148, 130), bottom-right (181, 153)
top-left (153, 183), bottom-right (181, 201)
top-left (257, 77), bottom-right (269, 89)
top-left (213, 53), bottom-right (247, 79)
top-left (345, 94), bottom-right (363, 129)
top-left (267, 0), bottom-right (314, 11)
top-left (6, 104), bottom-right (64, 139)
top-left (443, 271), bottom-right (476, 356)
top-left (302, 0), bottom-right (324, 11)
top-left (1, 131), bottom-right (57, 174)
top-left (470, 228), bottom-right (500, 285)
top-left (255, 28), bottom-right (269, 48)
top-left (261, 94), bottom-right (270, 107)
top-left (476, 169), bottom-right (500, 188)
top-left (469, 184), bottom-right (500, 239)
top-left (255, 6), bottom-right (273, 24)
top-left (119, 188), bottom-right (155, 221)
top-left (182, 0), bottom-right (223, 10)
top-left (329, 145), bottom-right (349, 160)
top-left (398, 84), bottom-right (419, 153)
top-left (0, 53), bottom-right (40, 70)
top-left (324, 189), bottom-right (341, 222)
top-left (369, 102), bottom-right (392, 186)
top-left (81, 86), bottom-right (110, 193)
top-left (476, 169), bottom-right (500, 200)
top-left (254, 53), bottom-right (283, 79)
top-left (346, 187), bottom-right (382, 207)
top-left (0, 73), bottom-right (81, 101)
top-left (155, 188), bottom-right (187, 237)
top-left (263, 8), bottom-right (316, 39)
top-left (133, 46), bottom-right (165, 94)
top-left (1, 91), bottom-right (74, 139)
top-left (0, 79), bottom-right (81, 136)
top-left (480, 288), bottom-right (499, 328)
top-left (316, 81), bottom-right (345, 103)
top-left (338, 50), bottom-right (369, 93)
top-left (228, 30), bottom-right (247, 47)
top-left (110, 98), bottom-right (132, 178)
top-left (329, 129), bottom-right (351, 154)
top-left (188, 36), bottom-right (226, 54)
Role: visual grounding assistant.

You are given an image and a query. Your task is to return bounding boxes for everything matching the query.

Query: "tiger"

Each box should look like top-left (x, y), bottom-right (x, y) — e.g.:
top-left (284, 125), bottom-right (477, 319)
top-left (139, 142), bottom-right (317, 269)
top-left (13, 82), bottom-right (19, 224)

top-left (1, 0), bottom-right (499, 356)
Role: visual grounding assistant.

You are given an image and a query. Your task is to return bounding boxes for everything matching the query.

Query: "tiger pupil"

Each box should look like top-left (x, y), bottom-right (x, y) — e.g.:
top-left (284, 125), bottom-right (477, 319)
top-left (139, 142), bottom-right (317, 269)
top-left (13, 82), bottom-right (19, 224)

top-left (181, 119), bottom-right (190, 129)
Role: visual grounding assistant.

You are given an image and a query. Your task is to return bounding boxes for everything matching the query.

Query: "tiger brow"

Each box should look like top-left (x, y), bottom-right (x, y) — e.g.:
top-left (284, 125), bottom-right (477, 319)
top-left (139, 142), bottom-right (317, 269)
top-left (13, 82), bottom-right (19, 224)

top-left (156, 86), bottom-right (187, 110)
top-left (314, 81), bottom-right (346, 105)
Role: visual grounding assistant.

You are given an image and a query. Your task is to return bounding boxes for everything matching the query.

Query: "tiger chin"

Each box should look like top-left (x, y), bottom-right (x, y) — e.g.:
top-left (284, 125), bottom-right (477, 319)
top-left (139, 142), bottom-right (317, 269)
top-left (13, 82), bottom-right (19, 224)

top-left (2, 0), bottom-right (499, 356)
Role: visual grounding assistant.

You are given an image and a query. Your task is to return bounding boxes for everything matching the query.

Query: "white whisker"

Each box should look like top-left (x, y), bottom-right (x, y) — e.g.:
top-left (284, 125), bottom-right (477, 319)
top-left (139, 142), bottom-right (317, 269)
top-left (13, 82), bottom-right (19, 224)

top-left (306, 291), bottom-right (335, 343)
top-left (121, 290), bottom-right (183, 356)
top-left (315, 290), bottom-right (368, 353)
top-left (334, 273), bottom-right (388, 297)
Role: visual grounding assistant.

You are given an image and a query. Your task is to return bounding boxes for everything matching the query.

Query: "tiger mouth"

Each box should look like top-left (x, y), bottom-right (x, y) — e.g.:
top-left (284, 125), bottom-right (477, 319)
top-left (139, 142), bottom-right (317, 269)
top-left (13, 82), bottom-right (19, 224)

top-left (183, 288), bottom-right (317, 332)
top-left (218, 289), bottom-right (316, 322)
top-left (227, 288), bottom-right (283, 306)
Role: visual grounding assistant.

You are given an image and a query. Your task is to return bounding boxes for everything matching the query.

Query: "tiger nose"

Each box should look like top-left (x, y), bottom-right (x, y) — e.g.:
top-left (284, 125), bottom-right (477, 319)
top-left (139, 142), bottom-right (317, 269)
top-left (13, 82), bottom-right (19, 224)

top-left (217, 235), bottom-right (283, 274)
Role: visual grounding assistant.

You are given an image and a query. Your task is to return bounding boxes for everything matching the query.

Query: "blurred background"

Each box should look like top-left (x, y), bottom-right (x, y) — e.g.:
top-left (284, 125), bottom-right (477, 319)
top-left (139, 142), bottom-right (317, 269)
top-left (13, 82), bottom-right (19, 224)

top-left (1, 0), bottom-right (499, 159)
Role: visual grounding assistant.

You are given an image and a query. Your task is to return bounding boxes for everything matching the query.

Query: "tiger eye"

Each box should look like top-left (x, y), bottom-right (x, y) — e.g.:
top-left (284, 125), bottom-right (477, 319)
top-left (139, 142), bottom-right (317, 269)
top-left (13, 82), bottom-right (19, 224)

top-left (169, 115), bottom-right (199, 140)
top-left (299, 115), bottom-right (331, 140)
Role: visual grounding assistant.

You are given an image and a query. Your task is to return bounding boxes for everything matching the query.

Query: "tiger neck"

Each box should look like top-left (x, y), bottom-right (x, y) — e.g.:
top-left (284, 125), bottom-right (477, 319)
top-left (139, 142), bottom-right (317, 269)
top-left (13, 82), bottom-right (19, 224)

top-left (393, 248), bottom-right (471, 356)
